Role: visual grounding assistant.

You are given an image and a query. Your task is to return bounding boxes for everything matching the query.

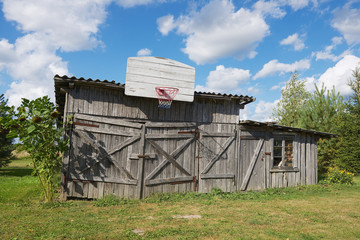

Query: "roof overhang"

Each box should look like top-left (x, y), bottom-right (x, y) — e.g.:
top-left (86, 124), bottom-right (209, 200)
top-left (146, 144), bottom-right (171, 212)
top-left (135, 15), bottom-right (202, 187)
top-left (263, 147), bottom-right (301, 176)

top-left (239, 120), bottom-right (336, 138)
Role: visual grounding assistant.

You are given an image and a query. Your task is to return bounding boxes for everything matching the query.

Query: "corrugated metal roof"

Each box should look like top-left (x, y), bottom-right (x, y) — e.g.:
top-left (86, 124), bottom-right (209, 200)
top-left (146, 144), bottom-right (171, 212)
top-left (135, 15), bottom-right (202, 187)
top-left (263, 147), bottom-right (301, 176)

top-left (239, 120), bottom-right (336, 138)
top-left (54, 75), bottom-right (255, 103)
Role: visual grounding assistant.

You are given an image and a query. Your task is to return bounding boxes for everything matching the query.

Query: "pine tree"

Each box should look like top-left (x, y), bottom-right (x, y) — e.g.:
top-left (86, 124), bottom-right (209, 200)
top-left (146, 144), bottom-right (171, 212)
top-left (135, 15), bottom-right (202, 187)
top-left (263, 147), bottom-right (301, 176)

top-left (272, 72), bottom-right (310, 127)
top-left (297, 84), bottom-right (345, 173)
top-left (0, 94), bottom-right (14, 168)
top-left (336, 67), bottom-right (360, 174)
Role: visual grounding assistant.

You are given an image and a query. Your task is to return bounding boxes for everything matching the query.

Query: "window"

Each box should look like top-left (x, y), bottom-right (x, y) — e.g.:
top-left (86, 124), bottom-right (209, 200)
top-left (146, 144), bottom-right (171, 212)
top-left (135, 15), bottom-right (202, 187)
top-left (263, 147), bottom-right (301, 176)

top-left (273, 137), bottom-right (294, 169)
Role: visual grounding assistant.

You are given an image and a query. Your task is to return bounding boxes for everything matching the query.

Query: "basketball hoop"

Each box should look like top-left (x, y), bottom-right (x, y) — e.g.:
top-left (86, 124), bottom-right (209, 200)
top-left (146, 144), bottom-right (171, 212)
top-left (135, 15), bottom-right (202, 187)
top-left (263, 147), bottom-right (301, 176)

top-left (155, 87), bottom-right (179, 109)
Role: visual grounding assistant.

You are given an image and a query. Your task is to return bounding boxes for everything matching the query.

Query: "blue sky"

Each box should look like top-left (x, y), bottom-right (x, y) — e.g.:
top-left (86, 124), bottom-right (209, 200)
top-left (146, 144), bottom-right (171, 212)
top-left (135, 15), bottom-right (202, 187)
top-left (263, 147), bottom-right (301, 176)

top-left (0, 0), bottom-right (360, 121)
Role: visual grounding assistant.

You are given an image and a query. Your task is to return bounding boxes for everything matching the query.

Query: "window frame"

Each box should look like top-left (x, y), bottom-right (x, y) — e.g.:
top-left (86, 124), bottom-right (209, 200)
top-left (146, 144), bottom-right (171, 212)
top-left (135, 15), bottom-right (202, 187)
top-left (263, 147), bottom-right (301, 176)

top-left (270, 135), bottom-right (299, 173)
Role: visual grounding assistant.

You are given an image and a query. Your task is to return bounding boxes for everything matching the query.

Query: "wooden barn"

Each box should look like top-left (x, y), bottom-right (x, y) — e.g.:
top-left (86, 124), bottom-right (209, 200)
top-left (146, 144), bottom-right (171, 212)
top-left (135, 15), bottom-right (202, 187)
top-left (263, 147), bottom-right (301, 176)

top-left (55, 57), bottom-right (334, 200)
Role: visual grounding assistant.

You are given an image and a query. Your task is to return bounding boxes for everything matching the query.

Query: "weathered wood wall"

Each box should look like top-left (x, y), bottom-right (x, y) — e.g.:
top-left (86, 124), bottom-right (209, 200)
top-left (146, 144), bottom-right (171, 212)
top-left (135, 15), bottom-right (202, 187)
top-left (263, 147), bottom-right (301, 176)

top-left (66, 86), bottom-right (241, 123)
top-left (61, 85), bottom-right (320, 200)
top-left (238, 126), bottom-right (318, 190)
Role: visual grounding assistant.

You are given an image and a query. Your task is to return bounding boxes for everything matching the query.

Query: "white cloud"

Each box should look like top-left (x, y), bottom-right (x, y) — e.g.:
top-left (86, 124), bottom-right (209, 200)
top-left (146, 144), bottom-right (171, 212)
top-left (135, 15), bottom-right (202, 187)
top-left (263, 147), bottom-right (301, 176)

top-left (252, 0), bottom-right (286, 19)
top-left (280, 33), bottom-right (305, 51)
top-left (253, 59), bottom-right (311, 80)
top-left (157, 0), bottom-right (270, 64)
top-left (303, 76), bottom-right (316, 92)
top-left (137, 48), bottom-right (152, 56)
top-left (317, 55), bottom-right (360, 96)
top-left (0, 0), bottom-right (111, 106)
top-left (270, 81), bottom-right (285, 90)
top-left (115, 0), bottom-right (155, 8)
top-left (195, 65), bottom-right (251, 93)
top-left (252, 0), bottom-right (316, 19)
top-left (241, 100), bottom-right (278, 122)
top-left (157, 15), bottom-right (176, 36)
top-left (332, 3), bottom-right (360, 45)
top-left (287, 0), bottom-right (311, 11)
top-left (313, 36), bottom-right (351, 62)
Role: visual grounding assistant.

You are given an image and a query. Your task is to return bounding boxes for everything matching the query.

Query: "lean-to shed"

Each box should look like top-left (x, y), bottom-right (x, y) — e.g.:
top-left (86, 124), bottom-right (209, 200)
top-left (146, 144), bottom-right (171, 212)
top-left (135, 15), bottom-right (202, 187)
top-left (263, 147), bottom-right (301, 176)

top-left (55, 74), bottom-right (334, 200)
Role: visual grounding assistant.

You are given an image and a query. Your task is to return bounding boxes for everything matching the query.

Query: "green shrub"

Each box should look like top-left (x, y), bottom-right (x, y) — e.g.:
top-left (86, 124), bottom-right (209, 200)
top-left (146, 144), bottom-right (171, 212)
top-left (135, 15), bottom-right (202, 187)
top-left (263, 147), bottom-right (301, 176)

top-left (324, 167), bottom-right (354, 185)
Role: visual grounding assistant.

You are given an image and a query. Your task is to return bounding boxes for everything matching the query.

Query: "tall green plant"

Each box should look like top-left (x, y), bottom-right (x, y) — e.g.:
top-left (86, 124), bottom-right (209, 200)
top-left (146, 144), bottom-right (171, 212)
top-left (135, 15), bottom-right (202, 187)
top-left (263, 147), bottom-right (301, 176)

top-left (1, 96), bottom-right (68, 202)
top-left (0, 94), bottom-right (15, 167)
top-left (336, 67), bottom-right (360, 174)
top-left (297, 84), bottom-right (345, 173)
top-left (272, 72), bottom-right (310, 126)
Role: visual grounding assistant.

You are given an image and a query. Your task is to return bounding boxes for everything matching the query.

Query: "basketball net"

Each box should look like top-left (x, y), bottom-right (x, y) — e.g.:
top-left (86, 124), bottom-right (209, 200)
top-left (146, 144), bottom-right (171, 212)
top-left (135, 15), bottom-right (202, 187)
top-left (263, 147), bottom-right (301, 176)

top-left (155, 87), bottom-right (179, 109)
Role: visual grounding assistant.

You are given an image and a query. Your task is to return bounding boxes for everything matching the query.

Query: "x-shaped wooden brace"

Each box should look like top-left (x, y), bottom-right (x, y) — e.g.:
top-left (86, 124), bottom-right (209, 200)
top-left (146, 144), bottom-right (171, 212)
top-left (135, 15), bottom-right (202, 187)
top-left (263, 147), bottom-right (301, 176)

top-left (201, 134), bottom-right (236, 175)
top-left (145, 137), bottom-right (194, 181)
top-left (74, 130), bottom-right (140, 180)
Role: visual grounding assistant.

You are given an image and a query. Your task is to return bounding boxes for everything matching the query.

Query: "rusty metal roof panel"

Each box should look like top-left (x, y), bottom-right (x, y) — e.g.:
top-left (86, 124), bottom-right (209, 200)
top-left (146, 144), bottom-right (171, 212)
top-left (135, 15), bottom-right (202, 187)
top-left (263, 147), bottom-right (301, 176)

top-left (239, 120), bottom-right (336, 138)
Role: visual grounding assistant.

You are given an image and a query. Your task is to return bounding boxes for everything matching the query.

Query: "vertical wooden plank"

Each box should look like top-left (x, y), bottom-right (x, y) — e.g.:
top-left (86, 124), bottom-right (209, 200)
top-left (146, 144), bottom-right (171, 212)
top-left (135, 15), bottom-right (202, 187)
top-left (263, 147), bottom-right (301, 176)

top-left (314, 140), bottom-right (318, 184)
top-left (300, 134), bottom-right (306, 185)
top-left (294, 134), bottom-right (300, 185)
top-left (311, 136), bottom-right (317, 184)
top-left (306, 134), bottom-right (311, 185)
top-left (265, 131), bottom-right (271, 189)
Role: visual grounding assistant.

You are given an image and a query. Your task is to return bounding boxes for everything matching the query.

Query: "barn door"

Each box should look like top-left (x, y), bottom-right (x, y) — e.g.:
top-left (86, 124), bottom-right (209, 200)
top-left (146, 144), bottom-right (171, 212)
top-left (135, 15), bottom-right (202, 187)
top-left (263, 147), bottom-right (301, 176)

top-left (197, 127), bottom-right (237, 193)
top-left (142, 122), bottom-right (197, 198)
top-left (64, 113), bottom-right (144, 199)
top-left (238, 136), bottom-right (266, 191)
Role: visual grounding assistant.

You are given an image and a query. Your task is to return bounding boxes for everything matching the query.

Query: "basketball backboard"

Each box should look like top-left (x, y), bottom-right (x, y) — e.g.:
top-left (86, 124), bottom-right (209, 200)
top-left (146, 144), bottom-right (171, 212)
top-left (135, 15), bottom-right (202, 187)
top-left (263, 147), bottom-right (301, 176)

top-left (125, 57), bottom-right (195, 102)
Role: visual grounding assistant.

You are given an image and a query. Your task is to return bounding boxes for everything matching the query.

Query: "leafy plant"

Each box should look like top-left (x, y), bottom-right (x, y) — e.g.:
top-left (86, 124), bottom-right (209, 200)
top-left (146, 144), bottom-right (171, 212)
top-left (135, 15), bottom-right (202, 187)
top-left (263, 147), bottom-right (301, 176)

top-left (323, 167), bottom-right (354, 185)
top-left (272, 71), bottom-right (310, 127)
top-left (0, 96), bottom-right (68, 202)
top-left (0, 94), bottom-right (15, 168)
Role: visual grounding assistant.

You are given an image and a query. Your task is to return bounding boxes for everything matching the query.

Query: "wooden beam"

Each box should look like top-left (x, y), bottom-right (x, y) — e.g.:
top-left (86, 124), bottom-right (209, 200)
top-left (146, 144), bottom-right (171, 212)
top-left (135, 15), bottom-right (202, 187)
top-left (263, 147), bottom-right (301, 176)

top-left (75, 113), bottom-right (142, 129)
top-left (200, 174), bottom-right (235, 179)
top-left (147, 139), bottom-right (192, 176)
top-left (201, 135), bottom-right (236, 174)
top-left (240, 139), bottom-right (264, 191)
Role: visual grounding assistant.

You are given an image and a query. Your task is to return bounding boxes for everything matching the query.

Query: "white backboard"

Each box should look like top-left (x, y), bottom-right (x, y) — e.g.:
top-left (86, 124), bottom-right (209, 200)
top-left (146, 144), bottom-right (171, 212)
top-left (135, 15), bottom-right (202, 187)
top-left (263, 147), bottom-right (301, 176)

top-left (125, 57), bottom-right (195, 102)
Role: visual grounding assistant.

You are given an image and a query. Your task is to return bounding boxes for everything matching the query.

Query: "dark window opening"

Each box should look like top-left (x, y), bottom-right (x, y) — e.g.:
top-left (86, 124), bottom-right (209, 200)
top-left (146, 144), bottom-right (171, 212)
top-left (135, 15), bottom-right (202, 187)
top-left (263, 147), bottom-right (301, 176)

top-left (273, 137), bottom-right (294, 168)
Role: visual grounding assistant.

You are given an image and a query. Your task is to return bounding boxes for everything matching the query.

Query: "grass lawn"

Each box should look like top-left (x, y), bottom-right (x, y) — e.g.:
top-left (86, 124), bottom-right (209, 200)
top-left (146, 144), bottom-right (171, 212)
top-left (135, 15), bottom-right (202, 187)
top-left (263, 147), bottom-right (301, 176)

top-left (0, 158), bottom-right (359, 240)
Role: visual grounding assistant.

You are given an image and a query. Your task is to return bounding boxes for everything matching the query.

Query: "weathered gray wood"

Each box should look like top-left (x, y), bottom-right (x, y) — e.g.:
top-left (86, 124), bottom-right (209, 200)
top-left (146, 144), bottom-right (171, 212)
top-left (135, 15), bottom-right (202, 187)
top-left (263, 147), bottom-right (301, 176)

top-left (75, 125), bottom-right (138, 137)
top-left (145, 137), bottom-right (194, 181)
top-left (269, 168), bottom-right (299, 173)
top-left (314, 141), bottom-right (318, 184)
top-left (201, 135), bottom-right (236, 174)
top-left (200, 174), bottom-right (235, 179)
top-left (240, 139), bottom-right (264, 191)
top-left (306, 134), bottom-right (312, 185)
top-left (75, 113), bottom-right (142, 129)
top-left (300, 134), bottom-right (306, 185)
top-left (145, 122), bottom-right (196, 128)
top-left (129, 153), bottom-right (157, 160)
top-left (147, 139), bottom-right (192, 176)
top-left (145, 133), bottom-right (194, 139)
top-left (77, 131), bottom-right (140, 175)
top-left (135, 126), bottom-right (146, 199)
top-left (125, 57), bottom-right (195, 102)
top-left (202, 132), bottom-right (235, 137)
top-left (145, 176), bottom-right (194, 186)
top-left (68, 173), bottom-right (138, 185)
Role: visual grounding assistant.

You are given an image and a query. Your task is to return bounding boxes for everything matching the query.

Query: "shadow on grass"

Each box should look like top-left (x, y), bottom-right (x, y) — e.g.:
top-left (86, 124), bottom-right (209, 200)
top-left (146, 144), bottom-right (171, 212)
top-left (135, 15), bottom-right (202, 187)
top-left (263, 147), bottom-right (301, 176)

top-left (0, 168), bottom-right (33, 177)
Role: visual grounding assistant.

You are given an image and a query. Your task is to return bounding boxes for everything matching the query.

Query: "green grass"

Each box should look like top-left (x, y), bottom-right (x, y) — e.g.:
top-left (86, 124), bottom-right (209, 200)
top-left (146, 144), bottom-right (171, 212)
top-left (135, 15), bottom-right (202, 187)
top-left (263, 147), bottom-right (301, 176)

top-left (1, 159), bottom-right (360, 239)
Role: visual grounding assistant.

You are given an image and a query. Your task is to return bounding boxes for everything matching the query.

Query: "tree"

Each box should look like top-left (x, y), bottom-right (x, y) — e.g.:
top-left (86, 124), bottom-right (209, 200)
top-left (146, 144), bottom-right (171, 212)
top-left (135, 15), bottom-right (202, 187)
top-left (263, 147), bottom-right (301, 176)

top-left (0, 94), bottom-right (15, 168)
top-left (1, 96), bottom-right (68, 202)
top-left (336, 67), bottom-right (360, 174)
top-left (297, 84), bottom-right (345, 173)
top-left (272, 72), bottom-right (310, 127)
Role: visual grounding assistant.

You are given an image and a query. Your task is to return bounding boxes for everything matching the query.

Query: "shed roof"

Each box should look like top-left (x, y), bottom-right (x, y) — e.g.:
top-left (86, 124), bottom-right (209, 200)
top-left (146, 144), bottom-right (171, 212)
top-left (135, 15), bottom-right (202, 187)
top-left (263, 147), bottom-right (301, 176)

top-left (54, 74), bottom-right (255, 116)
top-left (239, 120), bottom-right (336, 138)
